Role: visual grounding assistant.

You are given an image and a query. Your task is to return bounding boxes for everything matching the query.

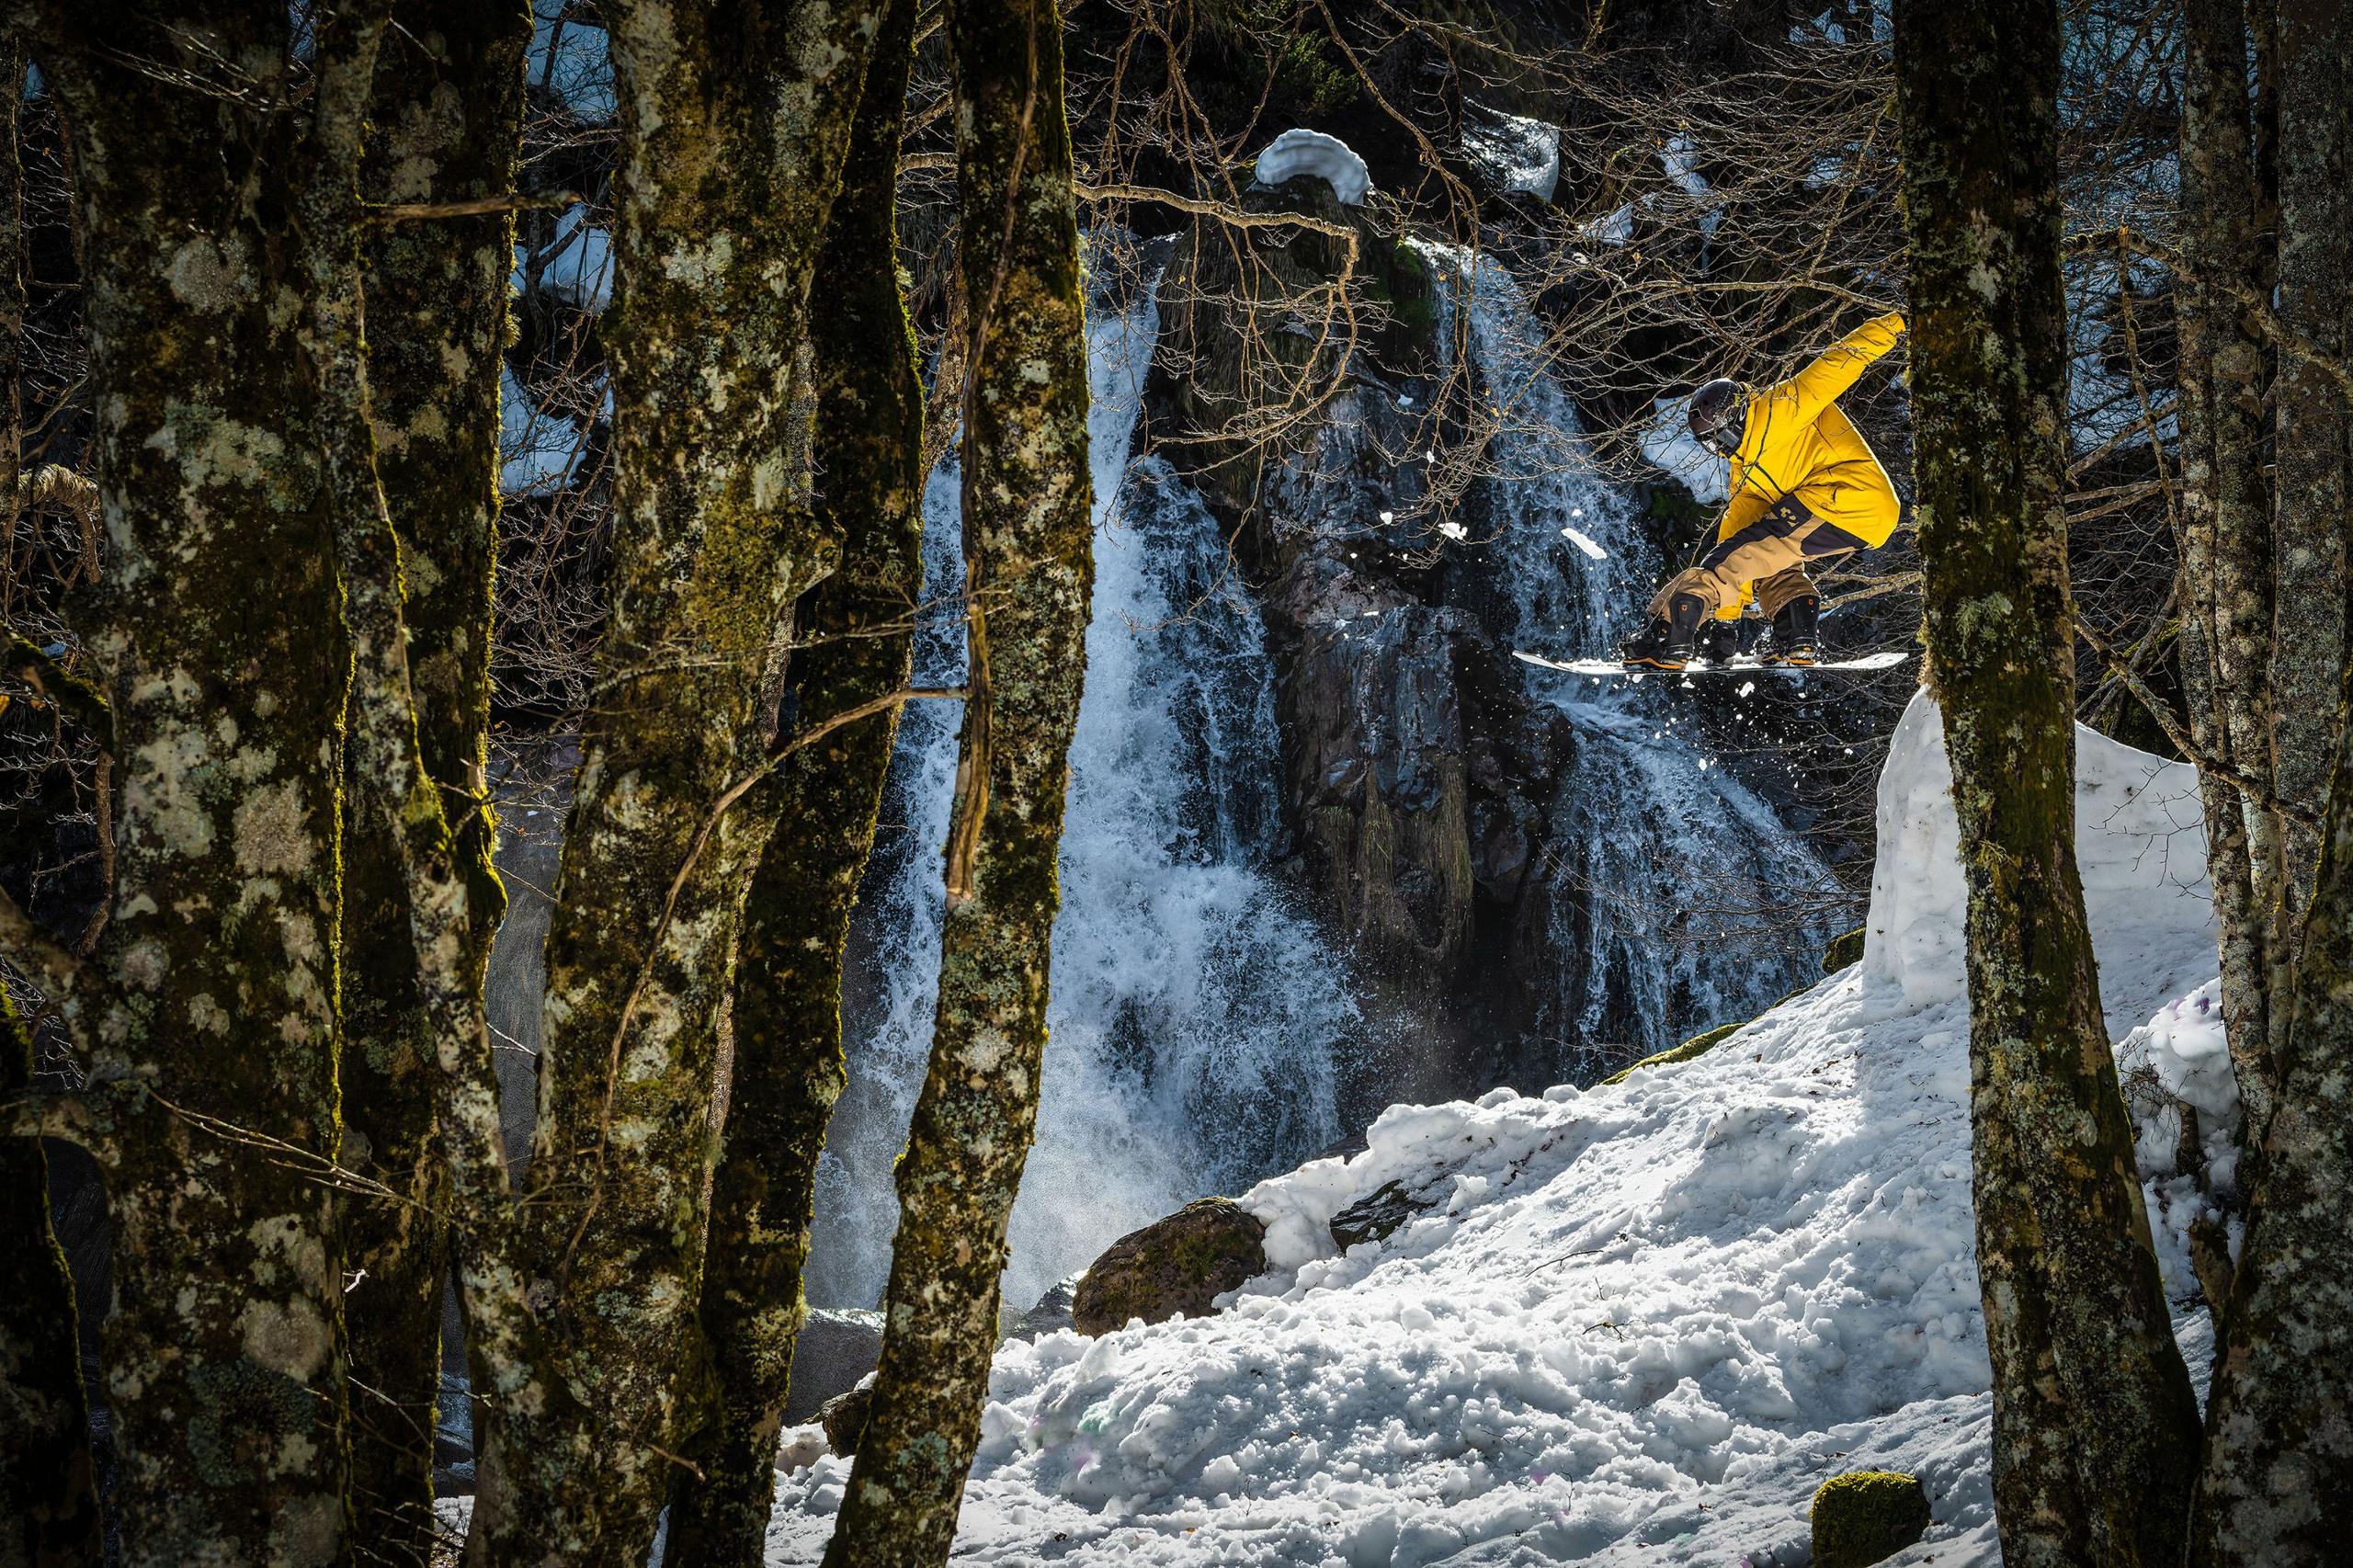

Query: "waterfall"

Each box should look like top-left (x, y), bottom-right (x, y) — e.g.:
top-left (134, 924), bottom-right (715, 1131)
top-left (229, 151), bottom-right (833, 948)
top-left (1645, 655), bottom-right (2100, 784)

top-left (1457, 254), bottom-right (1835, 1072)
top-left (811, 276), bottom-right (1349, 1310)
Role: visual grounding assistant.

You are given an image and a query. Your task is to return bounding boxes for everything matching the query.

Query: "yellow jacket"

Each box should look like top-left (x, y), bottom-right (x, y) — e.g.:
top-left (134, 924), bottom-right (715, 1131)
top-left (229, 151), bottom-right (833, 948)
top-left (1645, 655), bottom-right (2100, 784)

top-left (1711, 312), bottom-right (1906, 615)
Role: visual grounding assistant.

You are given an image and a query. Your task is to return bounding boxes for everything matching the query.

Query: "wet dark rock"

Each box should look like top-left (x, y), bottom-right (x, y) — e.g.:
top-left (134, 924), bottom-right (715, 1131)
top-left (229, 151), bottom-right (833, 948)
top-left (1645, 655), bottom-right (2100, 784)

top-left (785, 1309), bottom-right (884, 1425)
top-left (1002, 1274), bottom-right (1084, 1342)
top-left (1071, 1199), bottom-right (1268, 1335)
top-left (1328, 1176), bottom-right (1449, 1252)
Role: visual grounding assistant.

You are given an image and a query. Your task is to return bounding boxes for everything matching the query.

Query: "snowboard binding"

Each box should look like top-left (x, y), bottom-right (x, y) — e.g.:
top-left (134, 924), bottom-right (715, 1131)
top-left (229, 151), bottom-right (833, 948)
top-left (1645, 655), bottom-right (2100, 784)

top-left (1761, 596), bottom-right (1821, 667)
top-left (1620, 593), bottom-right (1708, 672)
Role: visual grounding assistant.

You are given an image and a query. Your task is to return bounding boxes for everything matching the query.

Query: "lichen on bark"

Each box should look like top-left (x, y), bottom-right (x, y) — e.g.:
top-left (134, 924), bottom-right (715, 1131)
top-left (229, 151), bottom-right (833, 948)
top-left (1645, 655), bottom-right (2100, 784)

top-left (822, 0), bottom-right (1094, 1559)
top-left (17, 5), bottom-right (404, 1562)
top-left (1891, 2), bottom-right (2202, 1562)
top-left (470, 2), bottom-right (888, 1561)
top-left (334, 8), bottom-right (529, 1558)
top-left (659, 1), bottom-right (925, 1562)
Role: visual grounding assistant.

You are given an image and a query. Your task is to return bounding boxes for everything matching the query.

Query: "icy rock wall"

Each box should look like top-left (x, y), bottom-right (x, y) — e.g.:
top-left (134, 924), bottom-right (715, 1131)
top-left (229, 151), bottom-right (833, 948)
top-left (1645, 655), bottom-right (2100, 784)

top-left (813, 277), bottom-right (1350, 1309)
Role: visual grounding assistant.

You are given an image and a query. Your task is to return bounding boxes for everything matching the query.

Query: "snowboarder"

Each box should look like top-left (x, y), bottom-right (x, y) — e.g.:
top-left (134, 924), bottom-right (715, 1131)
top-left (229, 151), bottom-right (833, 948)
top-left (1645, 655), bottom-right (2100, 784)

top-left (1620, 312), bottom-right (1908, 670)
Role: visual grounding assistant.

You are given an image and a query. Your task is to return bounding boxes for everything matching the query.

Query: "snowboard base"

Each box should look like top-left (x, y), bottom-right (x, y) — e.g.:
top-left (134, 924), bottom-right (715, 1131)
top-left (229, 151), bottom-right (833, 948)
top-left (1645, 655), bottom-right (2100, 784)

top-left (1514, 649), bottom-right (1912, 677)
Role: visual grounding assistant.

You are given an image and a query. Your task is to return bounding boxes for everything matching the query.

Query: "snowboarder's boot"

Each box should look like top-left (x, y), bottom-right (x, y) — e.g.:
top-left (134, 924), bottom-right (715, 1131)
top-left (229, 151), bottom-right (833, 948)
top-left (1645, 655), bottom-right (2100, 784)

top-left (1763, 596), bottom-right (1821, 666)
top-left (1620, 593), bottom-right (1706, 671)
top-left (1696, 618), bottom-right (1740, 666)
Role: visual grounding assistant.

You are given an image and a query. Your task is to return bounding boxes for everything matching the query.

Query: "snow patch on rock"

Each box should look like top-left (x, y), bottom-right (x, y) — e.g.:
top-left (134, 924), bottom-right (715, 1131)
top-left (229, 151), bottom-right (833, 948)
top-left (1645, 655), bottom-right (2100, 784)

top-left (1253, 130), bottom-right (1372, 206)
top-left (1461, 109), bottom-right (1561, 203)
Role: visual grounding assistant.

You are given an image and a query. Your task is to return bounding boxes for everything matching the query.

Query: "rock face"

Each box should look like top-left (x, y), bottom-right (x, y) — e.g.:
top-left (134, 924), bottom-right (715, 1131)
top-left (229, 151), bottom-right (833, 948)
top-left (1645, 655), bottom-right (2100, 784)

top-left (1811, 1471), bottom-right (1931, 1568)
top-left (1071, 1199), bottom-right (1268, 1334)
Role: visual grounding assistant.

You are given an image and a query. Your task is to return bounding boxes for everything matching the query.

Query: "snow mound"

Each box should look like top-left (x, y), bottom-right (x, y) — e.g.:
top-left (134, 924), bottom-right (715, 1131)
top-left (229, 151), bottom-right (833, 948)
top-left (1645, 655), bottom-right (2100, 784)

top-left (765, 690), bottom-right (2221, 1565)
top-left (1254, 130), bottom-right (1373, 206)
top-left (1859, 689), bottom-right (2211, 1011)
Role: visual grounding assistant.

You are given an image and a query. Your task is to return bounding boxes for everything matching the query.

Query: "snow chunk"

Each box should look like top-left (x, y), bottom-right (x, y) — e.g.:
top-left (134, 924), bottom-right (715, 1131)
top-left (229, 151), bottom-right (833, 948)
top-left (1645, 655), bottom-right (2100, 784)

top-left (1252, 130), bottom-right (1372, 206)
top-left (1461, 108), bottom-right (1561, 203)
top-left (1560, 525), bottom-right (1608, 561)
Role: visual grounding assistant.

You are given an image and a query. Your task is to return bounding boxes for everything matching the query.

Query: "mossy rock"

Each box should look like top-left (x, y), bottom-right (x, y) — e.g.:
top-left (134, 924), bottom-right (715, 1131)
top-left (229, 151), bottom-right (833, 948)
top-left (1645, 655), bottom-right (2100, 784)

top-left (1822, 926), bottom-right (1867, 975)
top-left (1072, 1198), bottom-right (1267, 1335)
top-left (1812, 1470), bottom-right (1930, 1568)
top-left (1602, 1020), bottom-right (1744, 1085)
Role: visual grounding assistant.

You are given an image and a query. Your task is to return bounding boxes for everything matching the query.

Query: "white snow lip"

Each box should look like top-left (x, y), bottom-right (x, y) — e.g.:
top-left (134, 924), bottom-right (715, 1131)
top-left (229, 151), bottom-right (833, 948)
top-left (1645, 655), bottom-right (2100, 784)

top-left (1252, 129), bottom-right (1373, 206)
top-left (765, 691), bottom-right (2223, 1567)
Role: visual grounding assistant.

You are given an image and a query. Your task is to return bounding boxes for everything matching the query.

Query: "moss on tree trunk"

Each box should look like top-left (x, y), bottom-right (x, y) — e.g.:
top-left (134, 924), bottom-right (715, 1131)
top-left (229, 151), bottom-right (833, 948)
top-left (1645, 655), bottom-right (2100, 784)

top-left (334, 8), bottom-right (528, 1558)
top-left (822, 0), bottom-right (1093, 1559)
top-left (471, 3), bottom-right (885, 1561)
top-left (20, 5), bottom-right (410, 1562)
top-left (1891, 3), bottom-right (2202, 1562)
top-left (660, 2), bottom-right (925, 1562)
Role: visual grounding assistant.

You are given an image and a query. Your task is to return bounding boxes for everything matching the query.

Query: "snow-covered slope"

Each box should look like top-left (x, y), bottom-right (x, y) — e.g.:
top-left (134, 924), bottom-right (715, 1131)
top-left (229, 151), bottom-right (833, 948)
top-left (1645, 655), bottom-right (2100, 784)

top-left (765, 691), bottom-right (2222, 1566)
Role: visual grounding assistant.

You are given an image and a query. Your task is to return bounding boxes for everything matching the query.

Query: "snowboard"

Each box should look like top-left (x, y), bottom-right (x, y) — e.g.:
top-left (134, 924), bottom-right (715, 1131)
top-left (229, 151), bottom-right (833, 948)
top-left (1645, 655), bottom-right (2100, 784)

top-left (1513, 649), bottom-right (1911, 677)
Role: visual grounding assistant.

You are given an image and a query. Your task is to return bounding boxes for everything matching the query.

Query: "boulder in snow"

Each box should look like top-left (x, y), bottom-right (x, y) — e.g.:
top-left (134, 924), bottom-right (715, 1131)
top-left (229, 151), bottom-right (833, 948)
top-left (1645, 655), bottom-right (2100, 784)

top-left (1252, 129), bottom-right (1372, 206)
top-left (1811, 1470), bottom-right (1931, 1568)
top-left (1071, 1198), bottom-right (1267, 1334)
top-left (784, 1308), bottom-right (883, 1425)
top-left (816, 1377), bottom-right (873, 1457)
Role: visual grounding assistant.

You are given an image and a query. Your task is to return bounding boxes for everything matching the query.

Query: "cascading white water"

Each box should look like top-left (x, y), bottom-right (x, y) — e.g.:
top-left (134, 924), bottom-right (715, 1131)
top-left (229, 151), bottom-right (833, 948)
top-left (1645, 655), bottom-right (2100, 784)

top-left (811, 278), bottom-right (1349, 1310)
top-left (1456, 255), bottom-right (1836, 1069)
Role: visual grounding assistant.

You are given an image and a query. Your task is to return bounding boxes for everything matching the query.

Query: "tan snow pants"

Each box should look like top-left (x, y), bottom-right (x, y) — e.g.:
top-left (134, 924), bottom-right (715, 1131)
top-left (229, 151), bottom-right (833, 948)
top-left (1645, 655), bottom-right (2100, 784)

top-left (1646, 499), bottom-right (1867, 621)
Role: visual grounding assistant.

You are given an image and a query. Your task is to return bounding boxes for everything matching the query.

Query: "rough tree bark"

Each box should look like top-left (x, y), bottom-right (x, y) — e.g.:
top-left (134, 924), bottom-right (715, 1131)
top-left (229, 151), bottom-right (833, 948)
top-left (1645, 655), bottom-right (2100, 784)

top-left (662, 1), bottom-right (925, 1561)
top-left (17, 5), bottom-right (397, 1562)
top-left (472, 3), bottom-right (884, 1561)
top-left (1891, 3), bottom-right (2203, 1565)
top-left (2185, 4), bottom-right (2353, 1556)
top-left (335, 7), bottom-right (528, 1558)
top-left (2268, 0), bottom-right (2352, 910)
top-left (823, 0), bottom-right (1093, 1559)
top-left (2177, 0), bottom-right (2286, 1131)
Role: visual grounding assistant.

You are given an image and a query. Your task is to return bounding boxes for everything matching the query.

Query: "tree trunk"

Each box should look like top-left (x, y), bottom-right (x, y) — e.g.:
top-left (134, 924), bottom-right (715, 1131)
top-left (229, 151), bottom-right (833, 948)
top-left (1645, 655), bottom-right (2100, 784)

top-left (24, 5), bottom-right (399, 1562)
top-left (662, 1), bottom-right (925, 1560)
top-left (472, 3), bottom-right (883, 1561)
top-left (1891, 3), bottom-right (2204, 1564)
top-left (335, 9), bottom-right (529, 1558)
top-left (2177, 0), bottom-right (2286, 1132)
top-left (2189, 657), bottom-right (2353, 1561)
top-left (2187, 5), bottom-right (2353, 1556)
top-left (822, 0), bottom-right (1093, 1558)
top-left (2268, 0), bottom-right (2352, 912)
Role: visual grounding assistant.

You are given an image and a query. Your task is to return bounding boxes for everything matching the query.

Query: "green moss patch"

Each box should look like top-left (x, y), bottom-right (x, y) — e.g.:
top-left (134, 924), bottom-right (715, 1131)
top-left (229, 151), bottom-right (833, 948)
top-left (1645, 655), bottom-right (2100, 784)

top-left (1812, 1470), bottom-right (1930, 1568)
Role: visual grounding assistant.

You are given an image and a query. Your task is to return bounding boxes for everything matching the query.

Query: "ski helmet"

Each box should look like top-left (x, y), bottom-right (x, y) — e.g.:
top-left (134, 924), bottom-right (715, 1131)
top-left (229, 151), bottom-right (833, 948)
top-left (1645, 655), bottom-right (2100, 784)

top-left (1688, 378), bottom-right (1746, 457)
